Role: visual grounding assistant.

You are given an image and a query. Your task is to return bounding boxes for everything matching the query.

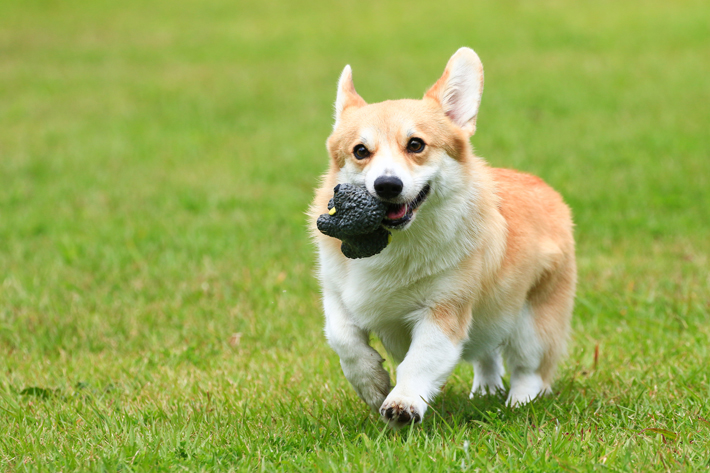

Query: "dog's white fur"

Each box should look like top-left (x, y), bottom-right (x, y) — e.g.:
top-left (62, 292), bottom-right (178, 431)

top-left (310, 48), bottom-right (576, 428)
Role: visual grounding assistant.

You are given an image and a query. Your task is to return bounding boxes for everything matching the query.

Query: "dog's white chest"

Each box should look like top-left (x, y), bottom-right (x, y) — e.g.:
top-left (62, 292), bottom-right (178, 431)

top-left (332, 247), bottom-right (459, 332)
top-left (340, 271), bottom-right (424, 330)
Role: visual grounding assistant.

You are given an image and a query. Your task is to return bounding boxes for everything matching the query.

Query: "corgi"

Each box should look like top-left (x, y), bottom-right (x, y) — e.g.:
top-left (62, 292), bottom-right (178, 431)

top-left (310, 48), bottom-right (576, 428)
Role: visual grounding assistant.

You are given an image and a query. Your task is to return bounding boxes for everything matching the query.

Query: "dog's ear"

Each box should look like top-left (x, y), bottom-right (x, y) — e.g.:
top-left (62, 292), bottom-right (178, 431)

top-left (424, 48), bottom-right (484, 136)
top-left (334, 65), bottom-right (366, 129)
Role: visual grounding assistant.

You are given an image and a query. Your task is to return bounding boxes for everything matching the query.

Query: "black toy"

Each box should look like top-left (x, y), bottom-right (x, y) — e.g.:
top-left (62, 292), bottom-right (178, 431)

top-left (316, 184), bottom-right (391, 259)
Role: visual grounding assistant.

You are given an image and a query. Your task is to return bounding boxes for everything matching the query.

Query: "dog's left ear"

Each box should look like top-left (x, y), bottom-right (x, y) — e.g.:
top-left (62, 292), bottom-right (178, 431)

top-left (424, 48), bottom-right (484, 136)
top-left (334, 65), bottom-right (367, 129)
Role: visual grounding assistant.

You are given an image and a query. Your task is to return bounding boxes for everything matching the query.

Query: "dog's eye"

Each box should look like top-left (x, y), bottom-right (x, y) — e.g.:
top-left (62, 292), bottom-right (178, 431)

top-left (407, 138), bottom-right (426, 153)
top-left (353, 144), bottom-right (371, 160)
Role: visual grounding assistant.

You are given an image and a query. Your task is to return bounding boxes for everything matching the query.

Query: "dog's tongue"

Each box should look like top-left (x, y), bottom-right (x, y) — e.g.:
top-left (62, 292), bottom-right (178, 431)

top-left (386, 204), bottom-right (407, 220)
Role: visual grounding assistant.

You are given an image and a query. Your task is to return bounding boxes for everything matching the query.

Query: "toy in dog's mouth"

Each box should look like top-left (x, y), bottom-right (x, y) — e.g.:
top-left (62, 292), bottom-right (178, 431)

top-left (382, 184), bottom-right (431, 228)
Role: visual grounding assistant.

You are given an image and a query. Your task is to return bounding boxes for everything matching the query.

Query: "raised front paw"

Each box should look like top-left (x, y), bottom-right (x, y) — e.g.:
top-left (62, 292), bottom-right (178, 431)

top-left (379, 395), bottom-right (426, 428)
top-left (341, 358), bottom-right (391, 412)
top-left (355, 376), bottom-right (391, 412)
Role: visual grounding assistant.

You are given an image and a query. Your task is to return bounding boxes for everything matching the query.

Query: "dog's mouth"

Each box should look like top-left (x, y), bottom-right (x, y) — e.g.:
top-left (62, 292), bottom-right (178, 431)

top-left (382, 185), bottom-right (431, 229)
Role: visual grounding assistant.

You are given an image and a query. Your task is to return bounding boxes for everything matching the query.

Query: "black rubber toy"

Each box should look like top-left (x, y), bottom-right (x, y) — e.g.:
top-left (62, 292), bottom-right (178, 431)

top-left (316, 184), bottom-right (391, 259)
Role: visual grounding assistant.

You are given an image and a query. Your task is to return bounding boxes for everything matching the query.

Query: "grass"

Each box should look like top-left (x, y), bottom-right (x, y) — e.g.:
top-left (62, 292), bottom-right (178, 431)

top-left (1, 0), bottom-right (709, 470)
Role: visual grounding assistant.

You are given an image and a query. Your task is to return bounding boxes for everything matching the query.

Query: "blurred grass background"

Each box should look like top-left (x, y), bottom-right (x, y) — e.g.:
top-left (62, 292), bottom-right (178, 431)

top-left (1, 0), bottom-right (708, 470)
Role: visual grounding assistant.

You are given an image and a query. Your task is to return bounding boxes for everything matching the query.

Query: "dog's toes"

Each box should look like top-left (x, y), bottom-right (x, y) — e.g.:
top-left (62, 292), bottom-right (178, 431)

top-left (379, 398), bottom-right (423, 428)
top-left (397, 409), bottom-right (411, 423)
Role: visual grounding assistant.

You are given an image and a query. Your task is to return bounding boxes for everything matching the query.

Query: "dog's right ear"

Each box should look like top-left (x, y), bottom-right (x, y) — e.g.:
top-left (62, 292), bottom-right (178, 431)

top-left (334, 65), bottom-right (366, 129)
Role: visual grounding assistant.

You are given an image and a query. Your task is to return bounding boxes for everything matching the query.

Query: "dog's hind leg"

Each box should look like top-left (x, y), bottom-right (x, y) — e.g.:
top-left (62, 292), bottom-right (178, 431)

top-left (469, 348), bottom-right (505, 398)
top-left (503, 303), bottom-right (549, 406)
top-left (505, 261), bottom-right (575, 406)
top-left (525, 259), bottom-right (576, 398)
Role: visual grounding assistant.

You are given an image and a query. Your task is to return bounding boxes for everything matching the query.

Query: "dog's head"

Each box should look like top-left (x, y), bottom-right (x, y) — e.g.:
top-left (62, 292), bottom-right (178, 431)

top-left (326, 48), bottom-right (484, 231)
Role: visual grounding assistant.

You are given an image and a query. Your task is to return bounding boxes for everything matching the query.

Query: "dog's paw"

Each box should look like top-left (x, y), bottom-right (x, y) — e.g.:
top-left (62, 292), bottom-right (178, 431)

top-left (506, 372), bottom-right (549, 407)
top-left (469, 378), bottom-right (504, 399)
top-left (356, 376), bottom-right (391, 412)
top-left (341, 358), bottom-right (391, 412)
top-left (379, 395), bottom-right (426, 428)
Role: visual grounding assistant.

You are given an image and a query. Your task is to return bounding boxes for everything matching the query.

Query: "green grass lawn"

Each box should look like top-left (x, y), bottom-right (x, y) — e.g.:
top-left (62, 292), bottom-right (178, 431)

top-left (1, 0), bottom-right (709, 470)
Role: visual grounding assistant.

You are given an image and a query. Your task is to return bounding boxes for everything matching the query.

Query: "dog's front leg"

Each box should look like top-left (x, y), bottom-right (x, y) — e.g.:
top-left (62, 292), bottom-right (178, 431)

top-left (380, 314), bottom-right (464, 428)
top-left (323, 293), bottom-right (391, 412)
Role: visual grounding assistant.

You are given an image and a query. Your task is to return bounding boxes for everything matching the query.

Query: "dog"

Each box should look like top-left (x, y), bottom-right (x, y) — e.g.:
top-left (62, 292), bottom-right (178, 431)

top-left (310, 47), bottom-right (576, 428)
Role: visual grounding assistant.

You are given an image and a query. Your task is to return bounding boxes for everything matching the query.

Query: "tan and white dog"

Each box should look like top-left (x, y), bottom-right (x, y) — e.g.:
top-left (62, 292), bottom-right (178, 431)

top-left (310, 47), bottom-right (576, 428)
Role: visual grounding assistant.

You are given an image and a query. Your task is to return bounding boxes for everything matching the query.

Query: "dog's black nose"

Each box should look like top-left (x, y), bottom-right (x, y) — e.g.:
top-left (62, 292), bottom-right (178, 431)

top-left (374, 176), bottom-right (403, 199)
